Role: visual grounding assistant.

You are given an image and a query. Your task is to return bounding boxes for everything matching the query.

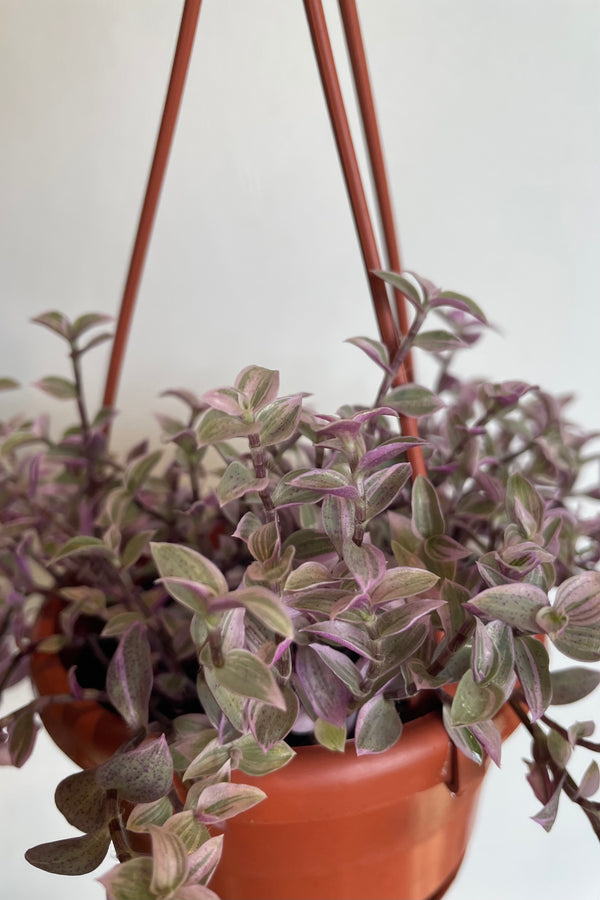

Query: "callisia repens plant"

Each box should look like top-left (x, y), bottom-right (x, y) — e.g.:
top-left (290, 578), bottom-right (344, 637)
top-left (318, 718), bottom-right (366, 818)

top-left (1, 271), bottom-right (599, 899)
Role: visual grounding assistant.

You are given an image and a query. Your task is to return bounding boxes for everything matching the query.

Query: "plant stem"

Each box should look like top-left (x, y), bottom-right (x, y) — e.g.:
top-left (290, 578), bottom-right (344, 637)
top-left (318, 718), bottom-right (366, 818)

top-left (106, 790), bottom-right (133, 863)
top-left (70, 346), bottom-right (91, 442)
top-left (375, 308), bottom-right (426, 406)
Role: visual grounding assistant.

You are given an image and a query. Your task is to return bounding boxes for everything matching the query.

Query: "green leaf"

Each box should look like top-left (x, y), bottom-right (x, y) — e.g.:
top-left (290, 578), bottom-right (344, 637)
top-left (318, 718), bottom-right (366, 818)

top-left (355, 695), bottom-right (403, 755)
top-left (121, 530), bottom-right (155, 569)
top-left (163, 811), bottom-right (211, 854)
top-left (363, 462), bottom-right (412, 521)
top-left (217, 460), bottom-right (269, 504)
top-left (106, 622), bottom-right (152, 730)
top-left (442, 705), bottom-right (484, 766)
top-left (248, 685), bottom-right (299, 748)
top-left (98, 857), bottom-right (154, 900)
top-left (151, 542), bottom-right (228, 598)
top-left (216, 649), bottom-right (286, 709)
top-left (234, 586), bottom-right (294, 638)
top-left (413, 330), bottom-right (466, 352)
top-left (371, 567), bottom-right (439, 605)
top-left (203, 669), bottom-right (246, 731)
top-left (55, 770), bottom-right (108, 832)
top-left (196, 782), bottom-right (266, 823)
top-left (0, 377), bottom-right (20, 391)
top-left (450, 671), bottom-right (506, 726)
top-left (550, 667), bottom-right (600, 705)
top-left (126, 450), bottom-right (162, 492)
top-left (258, 395), bottom-right (302, 446)
top-left (412, 474), bottom-right (445, 538)
top-left (34, 375), bottom-right (77, 399)
top-left (51, 535), bottom-right (114, 563)
top-left (314, 718), bottom-right (346, 752)
top-left (345, 336), bottom-right (391, 372)
top-left (384, 384), bottom-right (444, 417)
top-left (433, 290), bottom-right (487, 323)
top-left (197, 408), bottom-right (259, 445)
top-left (96, 736), bottom-right (174, 803)
top-left (183, 738), bottom-right (231, 781)
top-left (127, 796), bottom-right (174, 832)
top-left (8, 707), bottom-right (37, 767)
top-left (71, 312), bottom-right (112, 340)
top-left (101, 612), bottom-right (145, 638)
top-left (186, 835), bottom-right (224, 887)
top-left (233, 733), bottom-right (296, 776)
top-left (26, 828), bottom-right (110, 876)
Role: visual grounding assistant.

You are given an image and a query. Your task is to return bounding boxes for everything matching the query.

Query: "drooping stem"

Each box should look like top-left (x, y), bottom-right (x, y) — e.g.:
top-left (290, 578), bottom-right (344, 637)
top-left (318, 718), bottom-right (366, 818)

top-left (106, 790), bottom-right (133, 864)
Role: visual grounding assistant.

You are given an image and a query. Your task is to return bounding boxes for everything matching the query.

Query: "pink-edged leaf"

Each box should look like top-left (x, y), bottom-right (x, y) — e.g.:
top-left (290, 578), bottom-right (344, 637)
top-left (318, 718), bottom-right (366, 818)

top-left (413, 329), bottom-right (466, 352)
top-left (429, 289), bottom-right (487, 323)
top-left (106, 622), bottom-right (152, 730)
top-left (371, 567), bottom-right (439, 605)
top-left (314, 718), bottom-right (347, 752)
top-left (173, 886), bottom-right (220, 900)
top-left (363, 462), bottom-right (412, 521)
top-left (294, 644), bottom-right (351, 727)
top-left (377, 597), bottom-right (445, 638)
top-left (258, 395), bottom-right (302, 446)
top-left (233, 586), bottom-right (294, 637)
top-left (322, 495), bottom-right (356, 556)
top-left (71, 312), bottom-right (112, 339)
top-left (202, 387), bottom-right (245, 416)
top-left (31, 310), bottom-right (71, 338)
top-left (126, 796), bottom-right (173, 832)
top-left (233, 733), bottom-right (296, 776)
top-left (442, 705), bottom-right (484, 766)
top-left (248, 685), bottom-right (299, 748)
top-left (554, 572), bottom-right (600, 624)
top-left (284, 561), bottom-right (335, 592)
top-left (235, 365), bottom-right (280, 411)
top-left (196, 782), bottom-right (266, 824)
top-left (288, 468), bottom-right (358, 500)
top-left (96, 735), bottom-right (173, 803)
top-left (151, 542), bottom-right (228, 597)
top-left (186, 835), bottom-right (224, 886)
top-left (355, 695), bottom-right (403, 755)
top-left (343, 540), bottom-right (386, 592)
top-left (26, 828), bottom-right (110, 876)
top-left (301, 619), bottom-right (378, 660)
top-left (470, 718), bottom-right (502, 767)
top-left (356, 438), bottom-right (425, 473)
top-left (373, 270), bottom-right (426, 310)
top-left (466, 583), bottom-right (550, 632)
top-left (345, 336), bottom-right (392, 372)
top-left (149, 827), bottom-right (189, 898)
top-left (309, 643), bottom-right (363, 696)
top-left (424, 534), bottom-right (471, 562)
top-left (157, 577), bottom-right (217, 615)
top-left (532, 775), bottom-right (565, 832)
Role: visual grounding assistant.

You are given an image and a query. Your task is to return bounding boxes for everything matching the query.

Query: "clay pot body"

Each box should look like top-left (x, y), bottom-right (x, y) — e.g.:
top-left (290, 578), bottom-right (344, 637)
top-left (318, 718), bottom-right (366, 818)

top-left (30, 598), bottom-right (514, 900)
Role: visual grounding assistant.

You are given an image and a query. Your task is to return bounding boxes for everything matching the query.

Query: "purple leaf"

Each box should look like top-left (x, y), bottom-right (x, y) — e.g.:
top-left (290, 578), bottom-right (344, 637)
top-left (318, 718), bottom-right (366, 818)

top-left (151, 542), bottom-right (228, 598)
top-left (301, 619), bottom-right (378, 660)
top-left (321, 496), bottom-right (356, 556)
top-left (412, 474), bottom-right (445, 538)
top-left (532, 776), bottom-right (565, 832)
top-left (343, 540), bottom-right (386, 592)
top-left (356, 437), bottom-right (426, 473)
top-left (288, 469), bottom-right (358, 499)
top-left (55, 770), bottom-right (108, 832)
top-left (470, 719), bottom-right (502, 767)
top-left (472, 620), bottom-right (496, 684)
top-left (309, 643), bottom-right (363, 695)
top-left (576, 761), bottom-right (600, 800)
top-left (7, 707), bottom-right (38, 767)
top-left (514, 636), bottom-right (552, 722)
top-left (550, 667), bottom-right (600, 705)
top-left (384, 384), bottom-right (444, 418)
top-left (370, 567), bottom-right (439, 605)
top-left (106, 623), bottom-right (152, 730)
top-left (429, 290), bottom-right (487, 323)
top-left (217, 460), bottom-right (269, 505)
top-left (234, 365), bottom-right (280, 411)
top-left (294, 645), bottom-right (351, 727)
top-left (373, 270), bottom-right (426, 310)
top-left (377, 597), bottom-right (445, 638)
top-left (202, 387), bottom-right (245, 416)
top-left (216, 649), bottom-right (286, 710)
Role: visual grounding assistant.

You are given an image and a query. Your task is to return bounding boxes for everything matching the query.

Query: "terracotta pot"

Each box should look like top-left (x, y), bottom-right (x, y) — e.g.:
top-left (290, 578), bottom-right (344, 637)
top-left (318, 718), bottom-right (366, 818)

top-left (30, 598), bottom-right (517, 900)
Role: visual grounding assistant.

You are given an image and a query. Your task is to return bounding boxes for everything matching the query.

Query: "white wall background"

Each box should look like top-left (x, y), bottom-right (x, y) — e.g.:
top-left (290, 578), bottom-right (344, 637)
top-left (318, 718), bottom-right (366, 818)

top-left (0, 1), bottom-right (599, 898)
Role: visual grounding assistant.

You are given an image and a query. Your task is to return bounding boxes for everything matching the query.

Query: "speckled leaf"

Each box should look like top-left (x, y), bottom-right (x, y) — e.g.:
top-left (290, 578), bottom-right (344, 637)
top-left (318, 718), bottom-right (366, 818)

top-left (55, 770), bottom-right (108, 832)
top-left (126, 796), bottom-right (173, 832)
top-left (554, 572), bottom-right (600, 624)
top-left (363, 462), bottom-right (412, 521)
top-left (322, 495), bottom-right (356, 555)
top-left (377, 597), bottom-right (445, 638)
top-left (186, 835), bottom-right (224, 886)
top-left (196, 782), bottom-right (266, 824)
top-left (514, 636), bottom-right (552, 722)
top-left (217, 460), bottom-right (269, 504)
top-left (197, 408), bottom-right (259, 445)
top-left (98, 857), bottom-right (154, 899)
top-left (96, 736), bottom-right (173, 803)
top-left (258, 395), bottom-right (302, 446)
top-left (371, 568), bottom-right (439, 606)
top-left (295, 644), bottom-right (351, 727)
top-left (467, 583), bottom-right (549, 632)
top-left (26, 828), bottom-right (110, 875)
top-left (343, 540), bottom-right (386, 592)
top-left (355, 695), bottom-right (402, 755)
top-left (450, 671), bottom-right (505, 726)
top-left (233, 586), bottom-right (294, 638)
top-left (532, 776), bottom-right (565, 832)
top-left (412, 475), bottom-right (445, 538)
top-left (249, 684), bottom-right (299, 748)
top-left (576, 761), bottom-right (600, 800)
top-left (216, 649), bottom-right (286, 710)
top-left (288, 468), bottom-right (358, 500)
top-left (384, 385), bottom-right (444, 418)
top-left (310, 643), bottom-right (363, 696)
